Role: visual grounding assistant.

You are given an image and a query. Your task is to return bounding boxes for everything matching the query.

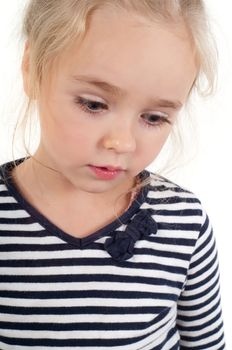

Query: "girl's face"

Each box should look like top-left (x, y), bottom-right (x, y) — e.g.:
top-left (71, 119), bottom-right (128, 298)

top-left (23, 7), bottom-right (197, 196)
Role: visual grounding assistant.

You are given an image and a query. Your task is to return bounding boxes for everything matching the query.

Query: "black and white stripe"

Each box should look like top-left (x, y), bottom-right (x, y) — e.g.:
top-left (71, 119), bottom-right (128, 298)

top-left (0, 160), bottom-right (225, 349)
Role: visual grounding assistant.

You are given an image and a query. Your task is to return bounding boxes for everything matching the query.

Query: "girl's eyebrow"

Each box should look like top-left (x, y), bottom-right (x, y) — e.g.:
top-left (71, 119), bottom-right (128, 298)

top-left (71, 74), bottom-right (183, 110)
top-left (71, 74), bottom-right (123, 96)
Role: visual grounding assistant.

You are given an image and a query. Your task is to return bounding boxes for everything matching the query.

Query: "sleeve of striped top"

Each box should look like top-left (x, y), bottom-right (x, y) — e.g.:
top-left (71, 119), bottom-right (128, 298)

top-left (177, 208), bottom-right (225, 349)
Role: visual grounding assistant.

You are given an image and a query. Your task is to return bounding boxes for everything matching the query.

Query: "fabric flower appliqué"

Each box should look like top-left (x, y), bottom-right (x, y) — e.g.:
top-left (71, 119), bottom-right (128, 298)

top-left (104, 208), bottom-right (158, 261)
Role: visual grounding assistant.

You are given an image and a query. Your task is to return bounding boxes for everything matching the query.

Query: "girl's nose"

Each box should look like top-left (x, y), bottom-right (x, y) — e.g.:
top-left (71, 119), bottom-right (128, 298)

top-left (102, 127), bottom-right (136, 154)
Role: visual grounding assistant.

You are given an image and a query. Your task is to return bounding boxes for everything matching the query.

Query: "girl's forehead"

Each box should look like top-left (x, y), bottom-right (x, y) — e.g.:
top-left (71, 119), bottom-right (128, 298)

top-left (63, 7), bottom-right (194, 64)
top-left (48, 6), bottom-right (197, 104)
top-left (87, 5), bottom-right (191, 36)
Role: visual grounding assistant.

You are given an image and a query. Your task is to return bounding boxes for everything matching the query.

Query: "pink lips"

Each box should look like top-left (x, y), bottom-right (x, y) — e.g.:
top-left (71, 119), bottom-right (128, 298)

top-left (88, 165), bottom-right (123, 180)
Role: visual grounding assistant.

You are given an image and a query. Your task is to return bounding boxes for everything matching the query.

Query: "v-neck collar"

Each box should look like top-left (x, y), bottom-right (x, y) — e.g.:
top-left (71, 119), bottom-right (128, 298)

top-left (0, 158), bottom-right (151, 248)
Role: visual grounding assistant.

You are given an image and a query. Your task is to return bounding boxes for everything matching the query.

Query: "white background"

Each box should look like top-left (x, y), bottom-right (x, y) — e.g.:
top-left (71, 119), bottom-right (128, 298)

top-left (0, 0), bottom-right (231, 346)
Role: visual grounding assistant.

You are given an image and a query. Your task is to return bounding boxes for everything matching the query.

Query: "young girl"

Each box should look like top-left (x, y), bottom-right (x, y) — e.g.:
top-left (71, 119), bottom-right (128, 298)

top-left (0, 0), bottom-right (225, 349)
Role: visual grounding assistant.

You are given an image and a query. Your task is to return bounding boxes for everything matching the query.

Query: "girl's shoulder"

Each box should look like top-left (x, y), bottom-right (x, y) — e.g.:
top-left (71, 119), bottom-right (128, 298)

top-left (146, 170), bottom-right (202, 205)
top-left (0, 160), bottom-right (15, 191)
top-left (143, 170), bottom-right (206, 231)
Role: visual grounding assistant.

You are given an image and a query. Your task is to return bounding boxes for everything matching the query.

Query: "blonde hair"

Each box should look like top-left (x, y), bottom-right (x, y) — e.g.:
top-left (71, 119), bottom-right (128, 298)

top-left (22, 0), bottom-right (216, 98)
top-left (14, 0), bottom-right (217, 177)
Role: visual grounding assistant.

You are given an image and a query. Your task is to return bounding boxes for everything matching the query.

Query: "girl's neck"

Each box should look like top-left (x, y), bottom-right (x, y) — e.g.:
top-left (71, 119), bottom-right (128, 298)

top-left (12, 156), bottom-right (136, 215)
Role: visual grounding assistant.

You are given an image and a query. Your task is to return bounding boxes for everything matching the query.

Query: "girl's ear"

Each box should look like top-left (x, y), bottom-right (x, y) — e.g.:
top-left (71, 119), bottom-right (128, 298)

top-left (21, 40), bottom-right (31, 97)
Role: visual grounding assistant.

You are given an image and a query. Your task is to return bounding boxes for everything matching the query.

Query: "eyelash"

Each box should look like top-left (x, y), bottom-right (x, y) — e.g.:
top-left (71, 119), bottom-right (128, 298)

top-left (74, 96), bottom-right (171, 128)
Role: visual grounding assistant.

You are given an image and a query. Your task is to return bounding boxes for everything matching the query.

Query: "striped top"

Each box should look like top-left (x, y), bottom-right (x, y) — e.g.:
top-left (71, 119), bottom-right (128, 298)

top-left (0, 159), bottom-right (225, 349)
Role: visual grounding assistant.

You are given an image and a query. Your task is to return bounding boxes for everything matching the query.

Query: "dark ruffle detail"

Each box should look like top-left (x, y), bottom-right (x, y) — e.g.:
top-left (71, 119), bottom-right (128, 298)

top-left (104, 208), bottom-right (157, 261)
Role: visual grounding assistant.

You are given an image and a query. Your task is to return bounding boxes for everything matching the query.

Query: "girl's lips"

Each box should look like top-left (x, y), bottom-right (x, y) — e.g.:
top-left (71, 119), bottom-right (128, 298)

top-left (88, 165), bottom-right (124, 180)
top-left (99, 165), bottom-right (123, 171)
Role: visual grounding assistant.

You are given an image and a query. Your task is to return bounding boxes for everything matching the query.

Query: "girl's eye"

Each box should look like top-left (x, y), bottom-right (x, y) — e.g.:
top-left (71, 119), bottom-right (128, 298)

top-left (74, 97), bottom-right (171, 127)
top-left (75, 96), bottom-right (108, 114)
top-left (141, 112), bottom-right (171, 127)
